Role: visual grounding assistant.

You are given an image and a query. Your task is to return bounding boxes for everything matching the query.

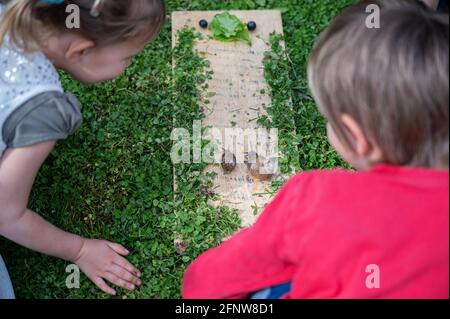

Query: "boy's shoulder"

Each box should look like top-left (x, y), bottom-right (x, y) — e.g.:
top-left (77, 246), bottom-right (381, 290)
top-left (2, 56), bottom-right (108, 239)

top-left (284, 167), bottom-right (358, 190)
top-left (288, 164), bottom-right (448, 184)
top-left (284, 164), bottom-right (448, 200)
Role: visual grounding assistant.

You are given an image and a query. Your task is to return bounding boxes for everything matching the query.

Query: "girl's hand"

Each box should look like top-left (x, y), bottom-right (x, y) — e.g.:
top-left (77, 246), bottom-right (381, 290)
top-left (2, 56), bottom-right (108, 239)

top-left (74, 239), bottom-right (142, 295)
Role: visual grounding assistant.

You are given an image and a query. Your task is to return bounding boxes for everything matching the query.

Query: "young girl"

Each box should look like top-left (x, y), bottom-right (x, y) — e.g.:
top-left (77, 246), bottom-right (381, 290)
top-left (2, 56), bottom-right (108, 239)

top-left (182, 0), bottom-right (449, 299)
top-left (0, 0), bottom-right (165, 296)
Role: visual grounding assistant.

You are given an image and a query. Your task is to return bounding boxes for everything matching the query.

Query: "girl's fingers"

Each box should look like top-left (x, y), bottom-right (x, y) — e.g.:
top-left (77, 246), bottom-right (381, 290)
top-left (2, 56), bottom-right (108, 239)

top-left (92, 276), bottom-right (116, 296)
top-left (114, 255), bottom-right (141, 278)
top-left (106, 242), bottom-right (129, 256)
top-left (110, 264), bottom-right (141, 286)
top-left (103, 272), bottom-right (136, 291)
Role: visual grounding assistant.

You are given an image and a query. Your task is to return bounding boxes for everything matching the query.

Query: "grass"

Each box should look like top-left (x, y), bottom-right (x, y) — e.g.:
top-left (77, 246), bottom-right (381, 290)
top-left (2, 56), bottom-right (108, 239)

top-left (0, 0), bottom-right (353, 299)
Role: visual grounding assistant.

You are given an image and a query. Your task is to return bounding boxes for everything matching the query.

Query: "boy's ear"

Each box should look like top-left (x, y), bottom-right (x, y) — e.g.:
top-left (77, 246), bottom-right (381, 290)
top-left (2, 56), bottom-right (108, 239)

top-left (340, 114), bottom-right (370, 156)
top-left (340, 114), bottom-right (384, 165)
top-left (64, 38), bottom-right (95, 64)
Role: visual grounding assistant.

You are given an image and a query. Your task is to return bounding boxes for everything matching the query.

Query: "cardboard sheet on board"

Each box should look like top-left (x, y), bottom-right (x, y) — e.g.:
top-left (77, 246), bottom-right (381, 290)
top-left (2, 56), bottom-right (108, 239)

top-left (172, 10), bottom-right (285, 227)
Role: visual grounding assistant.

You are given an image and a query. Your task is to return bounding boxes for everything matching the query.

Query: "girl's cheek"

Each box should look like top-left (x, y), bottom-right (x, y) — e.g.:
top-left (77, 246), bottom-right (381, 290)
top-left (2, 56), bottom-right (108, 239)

top-left (109, 64), bottom-right (128, 79)
top-left (115, 61), bottom-right (130, 75)
top-left (124, 59), bottom-right (133, 69)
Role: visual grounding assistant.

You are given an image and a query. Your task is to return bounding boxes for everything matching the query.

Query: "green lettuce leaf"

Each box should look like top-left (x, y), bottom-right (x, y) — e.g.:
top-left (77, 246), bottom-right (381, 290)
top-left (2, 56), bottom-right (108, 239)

top-left (210, 12), bottom-right (252, 45)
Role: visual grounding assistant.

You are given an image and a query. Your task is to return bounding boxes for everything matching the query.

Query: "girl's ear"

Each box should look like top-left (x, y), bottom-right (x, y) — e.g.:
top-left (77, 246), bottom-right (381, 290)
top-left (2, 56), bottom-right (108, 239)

top-left (64, 37), bottom-right (95, 64)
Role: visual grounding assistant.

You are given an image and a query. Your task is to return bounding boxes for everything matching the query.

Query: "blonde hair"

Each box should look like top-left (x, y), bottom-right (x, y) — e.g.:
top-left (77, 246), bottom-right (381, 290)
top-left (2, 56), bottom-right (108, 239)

top-left (308, 0), bottom-right (449, 168)
top-left (0, 0), bottom-right (166, 52)
top-left (0, 0), bottom-right (35, 51)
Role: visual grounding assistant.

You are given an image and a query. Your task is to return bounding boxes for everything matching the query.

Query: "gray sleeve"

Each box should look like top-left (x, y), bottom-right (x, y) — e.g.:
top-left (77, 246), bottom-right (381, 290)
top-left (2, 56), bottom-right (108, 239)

top-left (2, 91), bottom-right (83, 149)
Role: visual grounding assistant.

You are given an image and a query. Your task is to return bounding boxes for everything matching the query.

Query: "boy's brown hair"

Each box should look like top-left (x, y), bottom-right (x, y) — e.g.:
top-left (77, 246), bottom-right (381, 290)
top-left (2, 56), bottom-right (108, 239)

top-left (0, 0), bottom-right (166, 52)
top-left (308, 0), bottom-right (449, 168)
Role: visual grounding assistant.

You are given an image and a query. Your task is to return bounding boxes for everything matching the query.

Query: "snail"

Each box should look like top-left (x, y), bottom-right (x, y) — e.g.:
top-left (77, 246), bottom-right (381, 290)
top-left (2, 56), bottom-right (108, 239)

top-left (245, 151), bottom-right (277, 181)
top-left (221, 150), bottom-right (237, 173)
top-left (174, 236), bottom-right (187, 255)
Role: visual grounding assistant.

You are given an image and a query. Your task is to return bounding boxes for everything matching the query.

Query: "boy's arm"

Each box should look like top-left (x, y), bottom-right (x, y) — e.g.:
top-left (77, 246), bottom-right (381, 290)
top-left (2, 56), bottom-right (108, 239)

top-left (0, 142), bottom-right (142, 295)
top-left (182, 175), bottom-right (309, 299)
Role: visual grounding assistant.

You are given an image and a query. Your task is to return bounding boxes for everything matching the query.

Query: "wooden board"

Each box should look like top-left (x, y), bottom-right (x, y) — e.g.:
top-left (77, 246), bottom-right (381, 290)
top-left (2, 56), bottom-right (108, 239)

top-left (172, 10), bottom-right (284, 227)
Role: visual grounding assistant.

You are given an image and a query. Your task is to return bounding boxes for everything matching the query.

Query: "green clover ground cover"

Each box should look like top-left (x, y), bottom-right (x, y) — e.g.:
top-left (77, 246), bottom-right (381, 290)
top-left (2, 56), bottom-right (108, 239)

top-left (0, 0), bottom-right (353, 298)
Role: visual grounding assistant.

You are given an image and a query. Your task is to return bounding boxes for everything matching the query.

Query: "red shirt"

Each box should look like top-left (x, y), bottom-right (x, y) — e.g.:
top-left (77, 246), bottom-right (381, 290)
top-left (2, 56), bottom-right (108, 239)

top-left (182, 165), bottom-right (449, 299)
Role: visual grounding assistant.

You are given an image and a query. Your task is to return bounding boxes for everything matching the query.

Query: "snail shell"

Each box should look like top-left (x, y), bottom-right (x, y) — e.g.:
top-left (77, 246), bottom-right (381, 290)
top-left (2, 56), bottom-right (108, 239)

top-left (245, 152), bottom-right (276, 181)
top-left (221, 150), bottom-right (237, 172)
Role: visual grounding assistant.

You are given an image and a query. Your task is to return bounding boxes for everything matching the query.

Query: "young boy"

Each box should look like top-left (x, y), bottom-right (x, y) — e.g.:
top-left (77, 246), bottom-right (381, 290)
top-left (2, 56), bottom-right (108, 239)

top-left (182, 0), bottom-right (449, 299)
